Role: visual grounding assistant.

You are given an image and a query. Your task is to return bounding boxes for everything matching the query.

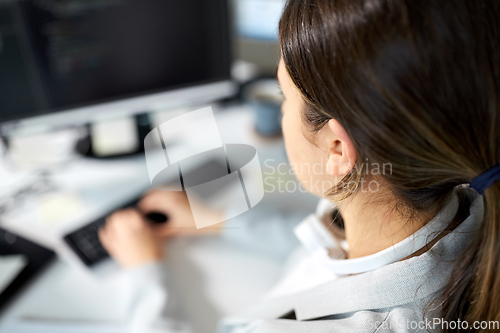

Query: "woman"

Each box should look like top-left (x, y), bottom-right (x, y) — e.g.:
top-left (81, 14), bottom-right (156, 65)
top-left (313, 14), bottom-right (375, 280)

top-left (99, 0), bottom-right (500, 331)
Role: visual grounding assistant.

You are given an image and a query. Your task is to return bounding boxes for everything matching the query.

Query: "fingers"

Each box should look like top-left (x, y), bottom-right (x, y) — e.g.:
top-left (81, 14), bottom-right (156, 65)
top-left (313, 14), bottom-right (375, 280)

top-left (138, 190), bottom-right (163, 213)
top-left (100, 209), bottom-right (146, 242)
top-left (98, 224), bottom-right (111, 249)
top-left (109, 208), bottom-right (143, 226)
top-left (98, 207), bottom-right (164, 268)
top-left (138, 190), bottom-right (187, 214)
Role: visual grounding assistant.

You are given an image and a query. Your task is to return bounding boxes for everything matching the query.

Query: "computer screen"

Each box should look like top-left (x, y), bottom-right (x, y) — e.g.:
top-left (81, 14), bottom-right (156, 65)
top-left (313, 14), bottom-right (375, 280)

top-left (0, 0), bottom-right (231, 124)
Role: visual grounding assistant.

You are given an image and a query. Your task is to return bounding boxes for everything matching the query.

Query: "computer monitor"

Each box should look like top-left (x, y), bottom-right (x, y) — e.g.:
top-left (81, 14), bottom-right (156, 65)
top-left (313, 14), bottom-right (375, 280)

top-left (0, 0), bottom-right (235, 136)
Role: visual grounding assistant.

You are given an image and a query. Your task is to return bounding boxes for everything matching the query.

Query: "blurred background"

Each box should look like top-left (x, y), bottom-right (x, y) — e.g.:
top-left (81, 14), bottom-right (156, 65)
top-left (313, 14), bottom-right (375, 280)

top-left (0, 1), bottom-right (318, 332)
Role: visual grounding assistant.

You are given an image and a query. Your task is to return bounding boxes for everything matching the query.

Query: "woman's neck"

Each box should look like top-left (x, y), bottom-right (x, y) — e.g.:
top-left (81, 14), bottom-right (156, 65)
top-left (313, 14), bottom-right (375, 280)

top-left (335, 186), bottom-right (430, 259)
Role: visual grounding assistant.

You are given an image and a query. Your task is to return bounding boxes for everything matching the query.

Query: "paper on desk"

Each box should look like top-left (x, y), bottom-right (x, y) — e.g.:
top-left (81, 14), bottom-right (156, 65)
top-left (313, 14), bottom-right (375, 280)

top-left (0, 255), bottom-right (28, 294)
top-left (1, 320), bottom-right (127, 333)
top-left (37, 191), bottom-right (84, 226)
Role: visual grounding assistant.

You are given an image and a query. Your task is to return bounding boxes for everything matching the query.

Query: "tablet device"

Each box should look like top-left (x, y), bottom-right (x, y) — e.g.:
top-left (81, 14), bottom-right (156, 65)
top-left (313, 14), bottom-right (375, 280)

top-left (0, 229), bottom-right (55, 312)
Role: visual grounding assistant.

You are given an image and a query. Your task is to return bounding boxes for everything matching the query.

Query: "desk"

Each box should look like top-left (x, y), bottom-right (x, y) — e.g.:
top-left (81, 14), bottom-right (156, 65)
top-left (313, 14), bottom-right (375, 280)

top-left (0, 105), bottom-right (318, 333)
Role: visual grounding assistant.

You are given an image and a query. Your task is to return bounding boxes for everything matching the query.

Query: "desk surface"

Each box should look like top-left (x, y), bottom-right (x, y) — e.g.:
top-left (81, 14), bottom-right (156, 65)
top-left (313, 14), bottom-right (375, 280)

top-left (0, 105), bottom-right (318, 333)
top-left (0, 237), bottom-right (288, 333)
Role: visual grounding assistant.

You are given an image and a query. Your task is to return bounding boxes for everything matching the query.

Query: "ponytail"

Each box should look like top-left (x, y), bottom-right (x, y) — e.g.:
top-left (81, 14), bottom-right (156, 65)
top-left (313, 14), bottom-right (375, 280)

top-left (437, 182), bottom-right (500, 332)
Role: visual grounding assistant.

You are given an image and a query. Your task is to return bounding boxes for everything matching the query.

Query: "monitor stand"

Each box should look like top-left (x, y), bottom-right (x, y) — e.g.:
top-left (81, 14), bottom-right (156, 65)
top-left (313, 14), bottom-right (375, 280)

top-left (76, 113), bottom-right (151, 159)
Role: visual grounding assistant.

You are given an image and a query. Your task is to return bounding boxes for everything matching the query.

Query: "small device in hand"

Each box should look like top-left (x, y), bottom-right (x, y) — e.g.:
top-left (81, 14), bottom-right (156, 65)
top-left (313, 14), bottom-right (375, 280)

top-left (145, 212), bottom-right (169, 224)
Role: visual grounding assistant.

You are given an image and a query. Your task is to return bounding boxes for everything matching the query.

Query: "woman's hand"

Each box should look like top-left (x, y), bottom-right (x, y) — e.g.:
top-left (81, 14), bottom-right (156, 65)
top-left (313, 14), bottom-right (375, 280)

top-left (138, 189), bottom-right (225, 237)
top-left (98, 208), bottom-right (164, 268)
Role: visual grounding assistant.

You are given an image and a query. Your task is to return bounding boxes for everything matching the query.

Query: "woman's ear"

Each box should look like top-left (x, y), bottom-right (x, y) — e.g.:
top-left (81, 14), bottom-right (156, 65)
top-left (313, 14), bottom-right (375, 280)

top-left (325, 119), bottom-right (357, 176)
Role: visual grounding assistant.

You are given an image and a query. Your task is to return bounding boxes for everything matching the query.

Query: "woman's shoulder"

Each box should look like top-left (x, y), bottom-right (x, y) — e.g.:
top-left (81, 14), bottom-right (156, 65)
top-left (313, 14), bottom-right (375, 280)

top-left (220, 305), bottom-right (426, 333)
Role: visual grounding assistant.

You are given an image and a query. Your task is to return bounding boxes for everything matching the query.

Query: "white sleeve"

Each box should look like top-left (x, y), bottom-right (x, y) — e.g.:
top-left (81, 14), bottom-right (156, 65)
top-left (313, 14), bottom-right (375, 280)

top-left (121, 261), bottom-right (193, 333)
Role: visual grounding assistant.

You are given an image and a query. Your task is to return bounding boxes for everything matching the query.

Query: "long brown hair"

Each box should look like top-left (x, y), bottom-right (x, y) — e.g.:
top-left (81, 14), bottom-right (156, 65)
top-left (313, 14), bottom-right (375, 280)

top-left (279, 0), bottom-right (500, 330)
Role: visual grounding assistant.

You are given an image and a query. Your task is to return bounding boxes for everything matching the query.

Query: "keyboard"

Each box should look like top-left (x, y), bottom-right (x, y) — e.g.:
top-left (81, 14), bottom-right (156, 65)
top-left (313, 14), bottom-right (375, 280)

top-left (63, 197), bottom-right (140, 267)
